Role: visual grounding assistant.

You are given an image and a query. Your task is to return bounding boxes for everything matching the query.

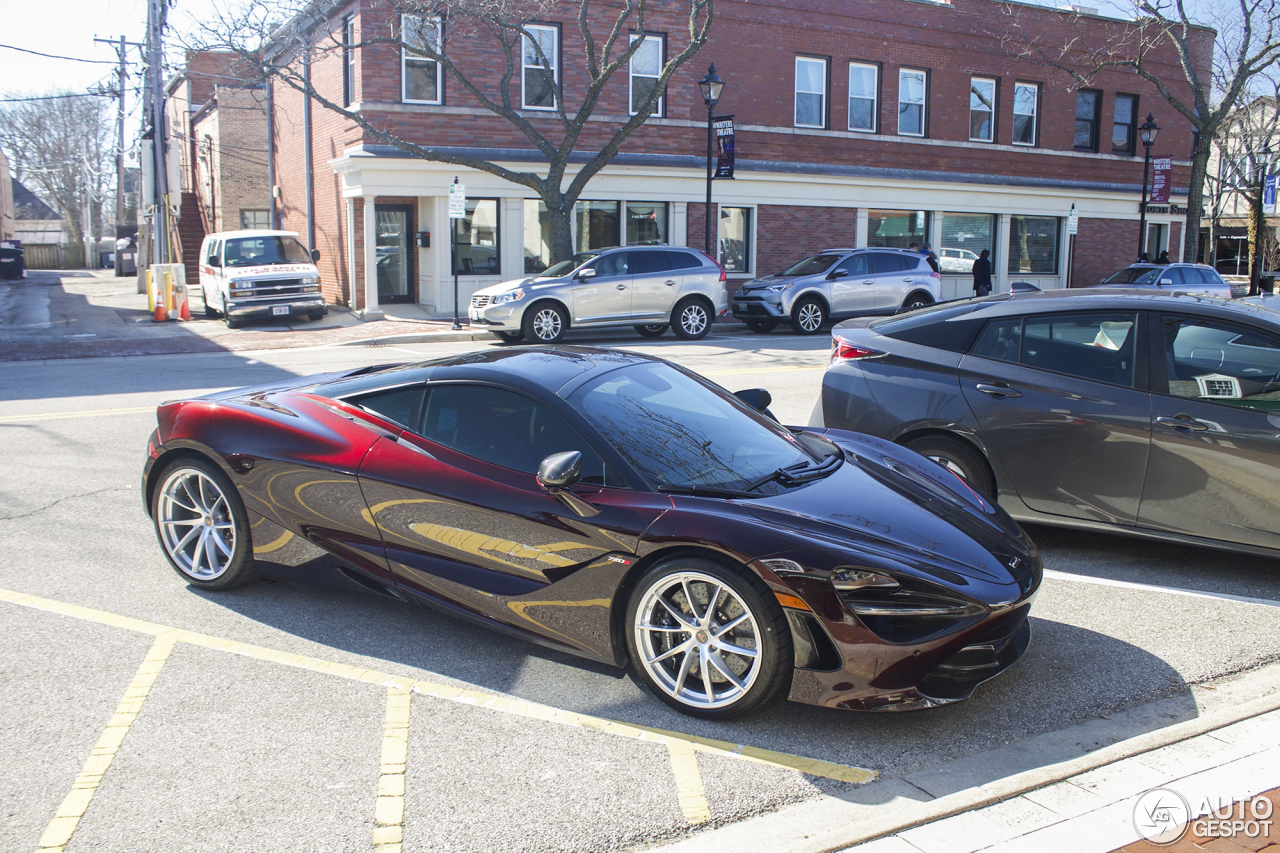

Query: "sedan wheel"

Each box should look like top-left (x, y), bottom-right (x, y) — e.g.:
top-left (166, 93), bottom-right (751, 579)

top-left (790, 297), bottom-right (826, 335)
top-left (672, 299), bottom-right (711, 340)
top-left (152, 458), bottom-right (256, 589)
top-left (523, 303), bottom-right (568, 344)
top-left (626, 558), bottom-right (790, 719)
top-left (904, 435), bottom-right (997, 500)
top-left (634, 324), bottom-right (668, 338)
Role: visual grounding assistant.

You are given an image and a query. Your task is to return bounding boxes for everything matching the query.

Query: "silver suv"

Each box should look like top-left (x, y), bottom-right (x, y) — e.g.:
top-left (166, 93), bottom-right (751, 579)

top-left (468, 245), bottom-right (728, 344)
top-left (732, 247), bottom-right (941, 334)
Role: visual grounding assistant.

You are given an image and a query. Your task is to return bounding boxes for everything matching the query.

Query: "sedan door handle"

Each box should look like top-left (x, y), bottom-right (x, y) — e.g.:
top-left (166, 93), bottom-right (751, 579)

top-left (616, 284), bottom-right (627, 291)
top-left (976, 383), bottom-right (1022, 398)
top-left (902, 277), bottom-right (913, 283)
top-left (1156, 415), bottom-right (1209, 431)
top-left (664, 279), bottom-right (676, 286)
top-left (863, 279), bottom-right (874, 285)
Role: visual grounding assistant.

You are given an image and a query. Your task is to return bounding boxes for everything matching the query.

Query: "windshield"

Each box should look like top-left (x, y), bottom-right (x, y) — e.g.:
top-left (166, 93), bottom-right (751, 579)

top-left (781, 254), bottom-right (842, 277)
top-left (1129, 267), bottom-right (1170, 284)
top-left (224, 236), bottom-right (311, 267)
top-left (539, 252), bottom-right (598, 278)
top-left (570, 363), bottom-right (820, 495)
top-left (1103, 266), bottom-right (1157, 285)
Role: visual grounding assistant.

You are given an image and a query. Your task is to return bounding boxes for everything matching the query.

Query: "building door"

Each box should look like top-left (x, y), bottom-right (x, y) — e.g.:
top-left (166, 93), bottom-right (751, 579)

top-left (376, 204), bottom-right (413, 304)
top-left (1145, 223), bottom-right (1168, 259)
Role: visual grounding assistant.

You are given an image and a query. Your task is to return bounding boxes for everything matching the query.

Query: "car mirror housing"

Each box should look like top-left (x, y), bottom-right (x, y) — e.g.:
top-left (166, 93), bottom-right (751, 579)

top-left (538, 451), bottom-right (582, 489)
top-left (828, 270), bottom-right (849, 280)
top-left (1160, 279), bottom-right (1173, 286)
top-left (734, 388), bottom-right (775, 419)
top-left (310, 248), bottom-right (321, 263)
top-left (576, 267), bottom-right (597, 281)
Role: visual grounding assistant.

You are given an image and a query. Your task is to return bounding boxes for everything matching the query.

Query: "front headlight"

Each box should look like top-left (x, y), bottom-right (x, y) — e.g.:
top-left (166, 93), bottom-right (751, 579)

top-left (764, 283), bottom-right (791, 293)
top-left (491, 290), bottom-right (524, 305)
top-left (302, 275), bottom-right (319, 285)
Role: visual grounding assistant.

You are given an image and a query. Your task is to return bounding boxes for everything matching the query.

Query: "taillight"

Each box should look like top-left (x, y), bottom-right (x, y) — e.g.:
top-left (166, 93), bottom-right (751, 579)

top-left (930, 271), bottom-right (941, 279)
top-left (830, 340), bottom-right (884, 362)
top-left (698, 250), bottom-right (727, 282)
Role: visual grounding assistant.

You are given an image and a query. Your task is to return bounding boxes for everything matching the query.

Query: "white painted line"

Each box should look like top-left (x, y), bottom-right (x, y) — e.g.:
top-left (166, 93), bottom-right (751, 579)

top-left (1044, 569), bottom-right (1280, 609)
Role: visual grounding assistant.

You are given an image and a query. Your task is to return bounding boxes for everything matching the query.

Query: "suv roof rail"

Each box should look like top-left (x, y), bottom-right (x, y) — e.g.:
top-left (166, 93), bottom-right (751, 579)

top-left (820, 247), bottom-right (858, 253)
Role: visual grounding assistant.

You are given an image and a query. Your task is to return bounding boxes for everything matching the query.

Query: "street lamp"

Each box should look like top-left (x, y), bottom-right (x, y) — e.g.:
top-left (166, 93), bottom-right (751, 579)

top-left (1252, 143), bottom-right (1274, 295)
top-left (1136, 113), bottom-right (1160, 261)
top-left (698, 64), bottom-right (724, 256)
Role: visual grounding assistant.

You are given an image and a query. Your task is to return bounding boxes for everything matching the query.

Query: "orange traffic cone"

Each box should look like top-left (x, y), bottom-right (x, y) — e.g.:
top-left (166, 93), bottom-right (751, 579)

top-left (153, 302), bottom-right (167, 322)
top-left (178, 299), bottom-right (191, 321)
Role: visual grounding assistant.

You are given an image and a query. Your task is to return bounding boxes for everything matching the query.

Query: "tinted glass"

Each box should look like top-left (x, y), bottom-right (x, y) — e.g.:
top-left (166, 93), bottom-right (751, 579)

top-left (971, 318), bottom-right (1022, 363)
top-left (588, 252), bottom-right (629, 277)
top-left (1202, 268), bottom-right (1226, 285)
top-left (353, 386), bottom-right (425, 429)
top-left (570, 363), bottom-right (814, 494)
top-left (832, 254), bottom-right (869, 277)
top-left (1023, 312), bottom-right (1138, 386)
top-left (1162, 315), bottom-right (1280, 410)
top-left (781, 254), bottom-right (841, 276)
top-left (666, 251), bottom-right (702, 270)
top-left (628, 250), bottom-right (671, 275)
top-left (540, 252), bottom-right (597, 278)
top-left (421, 385), bottom-right (611, 484)
top-left (1179, 267), bottom-right (1204, 284)
top-left (1131, 267), bottom-right (1179, 285)
top-left (1102, 266), bottom-right (1156, 284)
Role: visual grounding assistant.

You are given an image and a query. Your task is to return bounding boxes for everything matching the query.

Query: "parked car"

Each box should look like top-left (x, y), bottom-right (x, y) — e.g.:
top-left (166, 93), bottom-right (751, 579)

top-left (468, 245), bottom-right (727, 344)
top-left (1097, 263), bottom-right (1232, 298)
top-left (939, 247), bottom-right (980, 274)
top-left (731, 247), bottom-right (940, 335)
top-left (142, 346), bottom-right (1040, 718)
top-left (814, 289), bottom-right (1280, 557)
top-left (198, 230), bottom-right (326, 329)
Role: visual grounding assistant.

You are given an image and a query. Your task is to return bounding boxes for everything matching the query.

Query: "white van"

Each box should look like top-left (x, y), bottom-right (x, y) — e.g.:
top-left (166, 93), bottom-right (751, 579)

top-left (198, 230), bottom-right (327, 328)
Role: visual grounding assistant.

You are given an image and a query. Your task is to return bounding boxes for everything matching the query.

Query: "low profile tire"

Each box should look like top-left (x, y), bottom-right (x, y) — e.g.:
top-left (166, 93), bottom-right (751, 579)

top-left (672, 298), bottom-right (711, 340)
top-left (523, 302), bottom-right (568, 344)
top-left (492, 330), bottom-right (524, 343)
top-left (746, 319), bottom-right (777, 333)
top-left (901, 292), bottom-right (933, 312)
top-left (151, 456), bottom-right (256, 590)
top-left (625, 556), bottom-right (791, 720)
top-left (790, 296), bottom-right (826, 335)
top-left (904, 435), bottom-right (997, 500)
top-left (634, 324), bottom-right (668, 338)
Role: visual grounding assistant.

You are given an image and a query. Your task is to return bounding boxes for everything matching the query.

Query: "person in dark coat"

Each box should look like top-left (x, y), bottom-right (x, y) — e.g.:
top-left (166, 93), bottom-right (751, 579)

top-left (921, 242), bottom-right (940, 273)
top-left (972, 249), bottom-right (993, 296)
top-left (1157, 250), bottom-right (1170, 264)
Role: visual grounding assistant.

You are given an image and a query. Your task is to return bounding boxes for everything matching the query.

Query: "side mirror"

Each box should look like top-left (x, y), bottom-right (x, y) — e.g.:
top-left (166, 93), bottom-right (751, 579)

top-left (1159, 279), bottom-right (1173, 286)
top-left (310, 248), bottom-right (321, 263)
top-left (734, 388), bottom-right (773, 412)
top-left (208, 257), bottom-right (221, 268)
top-left (828, 269), bottom-right (849, 280)
top-left (576, 267), bottom-right (597, 281)
top-left (537, 451), bottom-right (582, 489)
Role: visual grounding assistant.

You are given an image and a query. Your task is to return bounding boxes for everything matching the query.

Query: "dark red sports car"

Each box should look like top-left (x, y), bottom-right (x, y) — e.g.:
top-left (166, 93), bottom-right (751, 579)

top-left (142, 347), bottom-right (1040, 718)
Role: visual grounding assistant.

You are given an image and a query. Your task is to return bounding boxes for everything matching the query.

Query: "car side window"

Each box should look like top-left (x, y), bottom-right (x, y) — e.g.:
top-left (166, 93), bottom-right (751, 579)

top-left (831, 255), bottom-right (868, 278)
top-left (628, 251), bottom-right (671, 275)
top-left (971, 318), bottom-right (1022, 363)
top-left (1161, 315), bottom-right (1280, 411)
top-left (207, 241), bottom-right (221, 266)
top-left (1022, 312), bottom-right (1138, 387)
top-left (352, 385), bottom-right (426, 429)
top-left (870, 253), bottom-right (908, 274)
top-left (419, 384), bottom-right (613, 485)
top-left (588, 253), bottom-right (628, 278)
top-left (666, 251), bottom-right (702, 270)
top-left (1159, 268), bottom-right (1184, 285)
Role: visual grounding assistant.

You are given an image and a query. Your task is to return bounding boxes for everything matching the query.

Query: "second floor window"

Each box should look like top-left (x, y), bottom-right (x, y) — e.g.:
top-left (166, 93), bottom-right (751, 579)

top-left (848, 62), bottom-right (877, 132)
top-left (342, 17), bottom-right (355, 107)
top-left (629, 34), bottom-right (664, 116)
top-left (1112, 94), bottom-right (1137, 154)
top-left (898, 69), bottom-right (926, 136)
top-left (1013, 82), bottom-right (1037, 146)
top-left (1075, 89), bottom-right (1101, 151)
top-left (523, 25), bottom-right (559, 110)
top-left (970, 77), bottom-right (995, 142)
top-left (795, 56), bottom-right (827, 128)
top-left (402, 15), bottom-right (442, 105)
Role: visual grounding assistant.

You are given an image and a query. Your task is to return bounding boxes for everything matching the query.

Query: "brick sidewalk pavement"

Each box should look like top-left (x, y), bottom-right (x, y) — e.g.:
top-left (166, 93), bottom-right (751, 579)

top-left (1115, 787), bottom-right (1278, 852)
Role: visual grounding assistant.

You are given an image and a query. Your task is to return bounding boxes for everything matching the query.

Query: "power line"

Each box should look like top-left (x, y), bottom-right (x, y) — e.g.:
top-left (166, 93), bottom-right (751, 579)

top-left (0, 93), bottom-right (114, 103)
top-left (0, 43), bottom-right (117, 64)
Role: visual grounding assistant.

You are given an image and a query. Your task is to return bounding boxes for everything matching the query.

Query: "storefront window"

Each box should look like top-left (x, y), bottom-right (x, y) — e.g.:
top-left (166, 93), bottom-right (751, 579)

top-left (523, 200), bottom-right (553, 274)
top-left (1007, 216), bottom-right (1060, 275)
top-left (626, 202), bottom-right (667, 245)
top-left (719, 206), bottom-right (752, 273)
top-left (454, 198), bottom-right (500, 275)
top-left (868, 210), bottom-right (928, 250)
top-left (938, 212), bottom-right (995, 275)
top-left (576, 201), bottom-right (620, 251)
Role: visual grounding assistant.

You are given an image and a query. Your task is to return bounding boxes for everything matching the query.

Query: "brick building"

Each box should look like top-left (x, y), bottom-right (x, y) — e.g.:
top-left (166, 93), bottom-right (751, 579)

top-left (266, 0), bottom-right (1212, 316)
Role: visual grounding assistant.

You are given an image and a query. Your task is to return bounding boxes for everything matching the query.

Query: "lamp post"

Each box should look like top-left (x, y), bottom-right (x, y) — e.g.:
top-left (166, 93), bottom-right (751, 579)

top-left (1136, 113), bottom-right (1160, 261)
top-left (1252, 144), bottom-right (1274, 295)
top-left (698, 64), bottom-right (724, 257)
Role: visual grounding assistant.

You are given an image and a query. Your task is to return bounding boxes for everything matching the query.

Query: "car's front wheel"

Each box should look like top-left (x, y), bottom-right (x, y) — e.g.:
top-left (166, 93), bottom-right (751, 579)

top-left (790, 296), bottom-right (826, 334)
top-left (746, 319), bottom-right (777, 333)
top-left (634, 324), bottom-right (668, 338)
top-left (522, 302), bottom-right (568, 344)
top-left (625, 557), bottom-right (791, 719)
top-left (904, 434), bottom-right (996, 500)
top-left (492, 330), bottom-right (524, 343)
top-left (152, 457), bottom-right (256, 590)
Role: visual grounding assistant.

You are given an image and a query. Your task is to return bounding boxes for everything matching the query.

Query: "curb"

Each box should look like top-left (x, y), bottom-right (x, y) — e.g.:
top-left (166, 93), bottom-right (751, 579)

top-left (338, 322), bottom-right (756, 348)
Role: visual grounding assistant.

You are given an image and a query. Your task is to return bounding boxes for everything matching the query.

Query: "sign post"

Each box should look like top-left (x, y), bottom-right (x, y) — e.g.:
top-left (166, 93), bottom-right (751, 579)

top-left (448, 178), bottom-right (466, 330)
top-left (1066, 203), bottom-right (1078, 288)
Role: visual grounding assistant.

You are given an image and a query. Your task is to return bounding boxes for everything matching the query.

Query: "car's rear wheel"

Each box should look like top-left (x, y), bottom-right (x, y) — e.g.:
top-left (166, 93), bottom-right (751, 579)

top-left (634, 324), bottom-right (668, 338)
top-left (152, 457), bottom-right (256, 590)
top-left (625, 557), bottom-right (791, 719)
top-left (202, 289), bottom-right (218, 318)
top-left (492, 330), bottom-right (524, 343)
top-left (672, 298), bottom-right (711, 340)
top-left (904, 435), bottom-right (996, 500)
top-left (523, 302), bottom-right (568, 344)
top-left (790, 297), bottom-right (826, 334)
top-left (902, 292), bottom-right (933, 312)
top-left (746, 319), bottom-right (777, 333)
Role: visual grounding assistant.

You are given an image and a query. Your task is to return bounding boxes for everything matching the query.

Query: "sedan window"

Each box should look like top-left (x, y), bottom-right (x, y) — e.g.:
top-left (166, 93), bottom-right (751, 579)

top-left (971, 318), bottom-right (1022, 363)
top-left (1102, 266), bottom-right (1156, 285)
top-left (352, 385), bottom-right (426, 429)
top-left (1161, 316), bottom-right (1280, 410)
top-left (781, 254), bottom-right (841, 276)
top-left (1023, 312), bottom-right (1138, 387)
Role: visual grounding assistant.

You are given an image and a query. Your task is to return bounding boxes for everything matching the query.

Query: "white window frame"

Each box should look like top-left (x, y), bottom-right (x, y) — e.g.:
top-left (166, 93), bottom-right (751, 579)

top-left (342, 16), bottom-right (355, 107)
top-left (1013, 82), bottom-right (1039, 147)
top-left (717, 204), bottom-right (757, 276)
top-left (521, 24), bottom-right (560, 111)
top-left (628, 33), bottom-right (665, 117)
top-left (847, 62), bottom-right (878, 133)
top-left (401, 15), bottom-right (443, 106)
top-left (969, 76), bottom-right (996, 142)
top-left (898, 68), bottom-right (927, 137)
top-left (794, 56), bottom-right (827, 129)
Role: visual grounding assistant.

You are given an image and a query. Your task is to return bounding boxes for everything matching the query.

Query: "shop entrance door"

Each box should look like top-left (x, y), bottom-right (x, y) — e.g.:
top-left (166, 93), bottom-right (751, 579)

top-left (376, 205), bottom-right (414, 304)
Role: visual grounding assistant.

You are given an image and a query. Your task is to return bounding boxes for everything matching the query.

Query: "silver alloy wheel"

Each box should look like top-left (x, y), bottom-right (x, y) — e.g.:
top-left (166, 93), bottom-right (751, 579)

top-left (797, 302), bottom-right (823, 332)
top-left (927, 454), bottom-right (969, 480)
top-left (679, 304), bottom-right (708, 336)
top-left (531, 307), bottom-right (562, 341)
top-left (157, 467), bottom-right (237, 580)
top-left (633, 571), bottom-right (762, 710)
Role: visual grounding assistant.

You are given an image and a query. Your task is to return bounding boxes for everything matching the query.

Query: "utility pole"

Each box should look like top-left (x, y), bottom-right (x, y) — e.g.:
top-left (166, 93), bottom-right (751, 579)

top-left (83, 143), bottom-right (93, 269)
top-left (145, 0), bottom-right (169, 264)
top-left (94, 35), bottom-right (142, 229)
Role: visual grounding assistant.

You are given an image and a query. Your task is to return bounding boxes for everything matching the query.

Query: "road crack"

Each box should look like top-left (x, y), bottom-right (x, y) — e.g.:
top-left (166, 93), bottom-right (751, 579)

top-left (0, 486), bottom-right (132, 521)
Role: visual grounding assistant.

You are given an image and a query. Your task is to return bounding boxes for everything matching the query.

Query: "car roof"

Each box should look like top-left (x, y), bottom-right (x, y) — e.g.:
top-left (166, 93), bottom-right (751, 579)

top-left (204, 230), bottom-right (302, 241)
top-left (962, 288), bottom-right (1280, 324)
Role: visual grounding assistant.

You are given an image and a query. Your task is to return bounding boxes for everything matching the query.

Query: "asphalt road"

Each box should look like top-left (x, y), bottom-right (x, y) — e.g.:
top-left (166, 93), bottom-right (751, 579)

top-left (2, 329), bottom-right (1279, 853)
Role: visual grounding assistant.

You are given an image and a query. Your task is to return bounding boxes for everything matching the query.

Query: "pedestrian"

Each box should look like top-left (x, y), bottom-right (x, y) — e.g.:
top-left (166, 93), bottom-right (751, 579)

top-left (1157, 249), bottom-right (1170, 264)
top-left (972, 249), bottom-right (992, 296)
top-left (1138, 252), bottom-right (1150, 263)
top-left (921, 242), bottom-right (940, 273)
top-left (908, 242), bottom-right (920, 253)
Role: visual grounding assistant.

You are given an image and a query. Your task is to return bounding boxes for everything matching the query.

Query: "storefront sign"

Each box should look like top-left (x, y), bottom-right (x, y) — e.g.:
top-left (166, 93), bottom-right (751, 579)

top-left (714, 116), bottom-right (735, 179)
top-left (448, 182), bottom-right (467, 219)
top-left (1144, 203), bottom-right (1187, 215)
top-left (1149, 157), bottom-right (1172, 204)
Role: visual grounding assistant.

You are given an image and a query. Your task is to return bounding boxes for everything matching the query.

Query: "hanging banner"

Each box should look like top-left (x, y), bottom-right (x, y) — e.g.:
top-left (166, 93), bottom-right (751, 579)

top-left (713, 115), bottom-right (735, 179)
top-left (1149, 157), bottom-right (1172, 204)
top-left (1264, 175), bottom-right (1277, 215)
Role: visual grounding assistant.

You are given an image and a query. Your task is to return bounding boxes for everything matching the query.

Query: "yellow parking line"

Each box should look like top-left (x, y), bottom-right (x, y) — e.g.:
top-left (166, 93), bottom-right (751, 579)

top-left (36, 632), bottom-right (178, 852)
top-left (667, 740), bottom-right (711, 824)
top-left (0, 587), bottom-right (877, 789)
top-left (0, 406), bottom-right (155, 424)
top-left (373, 687), bottom-right (411, 853)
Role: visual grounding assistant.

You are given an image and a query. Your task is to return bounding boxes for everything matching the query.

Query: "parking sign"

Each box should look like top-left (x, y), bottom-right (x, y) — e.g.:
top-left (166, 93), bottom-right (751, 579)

top-left (449, 182), bottom-right (467, 219)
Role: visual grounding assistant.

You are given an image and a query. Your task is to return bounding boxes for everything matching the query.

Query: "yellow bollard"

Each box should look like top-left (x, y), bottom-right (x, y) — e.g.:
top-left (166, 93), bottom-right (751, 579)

top-left (146, 269), bottom-right (154, 313)
top-left (163, 269), bottom-right (174, 316)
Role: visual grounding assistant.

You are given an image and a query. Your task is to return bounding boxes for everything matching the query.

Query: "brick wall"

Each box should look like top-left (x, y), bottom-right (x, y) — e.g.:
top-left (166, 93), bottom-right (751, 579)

top-left (1071, 218), bottom-right (1139, 287)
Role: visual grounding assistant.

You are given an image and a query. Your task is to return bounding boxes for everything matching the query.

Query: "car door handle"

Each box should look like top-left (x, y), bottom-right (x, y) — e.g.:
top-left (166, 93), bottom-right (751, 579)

top-left (863, 279), bottom-right (874, 285)
top-left (1156, 415), bottom-right (1209, 431)
top-left (976, 383), bottom-right (1022, 398)
top-left (616, 284), bottom-right (627, 290)
top-left (902, 277), bottom-right (913, 282)
top-left (664, 279), bottom-right (676, 286)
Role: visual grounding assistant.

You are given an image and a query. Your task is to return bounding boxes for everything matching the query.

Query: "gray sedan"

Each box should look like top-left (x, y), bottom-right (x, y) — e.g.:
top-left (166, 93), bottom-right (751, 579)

top-left (811, 288), bottom-right (1280, 557)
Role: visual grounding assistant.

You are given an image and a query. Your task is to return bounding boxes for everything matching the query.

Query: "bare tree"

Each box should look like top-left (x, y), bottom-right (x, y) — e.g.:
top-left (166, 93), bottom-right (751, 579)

top-left (997, 0), bottom-right (1280, 265)
top-left (190, 0), bottom-right (714, 263)
top-left (1205, 81), bottom-right (1280, 281)
top-left (0, 93), bottom-right (114, 251)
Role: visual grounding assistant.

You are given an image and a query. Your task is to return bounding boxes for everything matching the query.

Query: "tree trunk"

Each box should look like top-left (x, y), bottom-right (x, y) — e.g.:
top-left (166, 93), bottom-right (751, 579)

top-left (543, 188), bottom-right (575, 264)
top-left (1248, 191), bottom-right (1263, 294)
top-left (1183, 143), bottom-right (1210, 264)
